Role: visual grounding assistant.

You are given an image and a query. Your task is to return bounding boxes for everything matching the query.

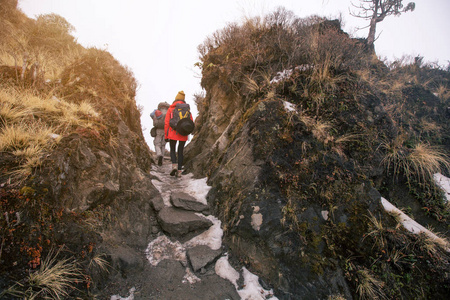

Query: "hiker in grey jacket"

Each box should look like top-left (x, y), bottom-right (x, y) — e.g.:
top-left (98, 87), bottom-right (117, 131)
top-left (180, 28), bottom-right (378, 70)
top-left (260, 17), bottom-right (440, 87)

top-left (150, 102), bottom-right (170, 166)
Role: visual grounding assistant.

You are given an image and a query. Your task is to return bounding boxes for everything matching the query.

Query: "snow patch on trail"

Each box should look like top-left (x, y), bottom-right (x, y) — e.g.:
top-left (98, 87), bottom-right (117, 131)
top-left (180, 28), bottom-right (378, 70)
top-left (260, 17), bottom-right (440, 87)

top-left (144, 162), bottom-right (278, 299)
top-left (183, 267), bottom-right (201, 284)
top-left (150, 164), bottom-right (210, 205)
top-left (145, 235), bottom-right (186, 266)
top-left (184, 215), bottom-right (223, 250)
top-left (145, 215), bottom-right (223, 266)
top-left (215, 256), bottom-right (240, 288)
top-left (151, 177), bottom-right (172, 206)
top-left (183, 176), bottom-right (210, 205)
top-left (110, 287), bottom-right (135, 300)
top-left (215, 256), bottom-right (278, 299)
top-left (239, 267), bottom-right (277, 300)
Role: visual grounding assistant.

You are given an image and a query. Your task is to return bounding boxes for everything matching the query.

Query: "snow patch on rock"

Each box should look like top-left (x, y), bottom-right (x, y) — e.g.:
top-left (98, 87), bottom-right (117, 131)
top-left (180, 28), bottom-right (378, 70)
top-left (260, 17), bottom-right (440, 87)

top-left (145, 235), bottom-right (186, 266)
top-left (215, 256), bottom-right (278, 299)
top-left (283, 101), bottom-right (296, 112)
top-left (239, 267), bottom-right (277, 300)
top-left (381, 197), bottom-right (449, 252)
top-left (184, 215), bottom-right (223, 250)
top-left (433, 173), bottom-right (450, 203)
top-left (215, 255), bottom-right (240, 288)
top-left (182, 267), bottom-right (201, 284)
top-left (110, 287), bottom-right (136, 300)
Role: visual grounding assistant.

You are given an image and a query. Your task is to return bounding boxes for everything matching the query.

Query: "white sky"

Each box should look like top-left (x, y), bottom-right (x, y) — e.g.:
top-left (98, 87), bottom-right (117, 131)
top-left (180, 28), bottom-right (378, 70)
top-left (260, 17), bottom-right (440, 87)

top-left (18, 0), bottom-right (450, 149)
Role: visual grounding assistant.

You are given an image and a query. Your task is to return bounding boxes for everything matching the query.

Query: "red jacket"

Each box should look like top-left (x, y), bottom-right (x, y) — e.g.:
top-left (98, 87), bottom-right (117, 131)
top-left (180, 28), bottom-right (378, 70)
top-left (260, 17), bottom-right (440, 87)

top-left (164, 100), bottom-right (193, 141)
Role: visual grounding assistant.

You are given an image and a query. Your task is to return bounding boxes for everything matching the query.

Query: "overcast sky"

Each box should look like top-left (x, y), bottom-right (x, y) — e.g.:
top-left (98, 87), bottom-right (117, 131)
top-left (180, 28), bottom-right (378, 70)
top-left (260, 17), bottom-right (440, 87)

top-left (18, 0), bottom-right (450, 149)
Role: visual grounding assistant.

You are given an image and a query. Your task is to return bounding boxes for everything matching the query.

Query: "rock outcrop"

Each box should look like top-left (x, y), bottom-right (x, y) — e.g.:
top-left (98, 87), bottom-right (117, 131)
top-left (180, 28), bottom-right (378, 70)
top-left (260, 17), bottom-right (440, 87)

top-left (185, 11), bottom-right (450, 299)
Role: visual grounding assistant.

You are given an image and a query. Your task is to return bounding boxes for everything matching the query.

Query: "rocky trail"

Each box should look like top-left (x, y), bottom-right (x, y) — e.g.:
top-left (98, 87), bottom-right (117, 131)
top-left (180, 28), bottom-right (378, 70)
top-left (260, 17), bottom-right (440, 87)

top-left (104, 158), bottom-right (277, 300)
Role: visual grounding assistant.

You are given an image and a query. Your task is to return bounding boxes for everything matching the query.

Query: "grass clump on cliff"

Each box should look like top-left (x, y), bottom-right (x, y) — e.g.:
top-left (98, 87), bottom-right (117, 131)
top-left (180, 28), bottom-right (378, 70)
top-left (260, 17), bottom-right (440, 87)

top-left (0, 87), bottom-right (98, 180)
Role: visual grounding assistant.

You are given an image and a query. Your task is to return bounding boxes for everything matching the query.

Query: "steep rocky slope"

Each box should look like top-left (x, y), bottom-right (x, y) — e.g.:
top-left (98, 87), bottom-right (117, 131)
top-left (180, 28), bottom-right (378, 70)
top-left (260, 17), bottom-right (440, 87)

top-left (1, 2), bottom-right (450, 299)
top-left (185, 9), bottom-right (450, 299)
top-left (0, 2), bottom-right (159, 297)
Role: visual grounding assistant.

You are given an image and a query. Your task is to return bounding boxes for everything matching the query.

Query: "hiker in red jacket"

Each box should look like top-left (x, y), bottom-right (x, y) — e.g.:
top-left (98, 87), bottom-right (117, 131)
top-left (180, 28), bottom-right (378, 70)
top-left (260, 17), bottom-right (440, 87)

top-left (164, 91), bottom-right (194, 178)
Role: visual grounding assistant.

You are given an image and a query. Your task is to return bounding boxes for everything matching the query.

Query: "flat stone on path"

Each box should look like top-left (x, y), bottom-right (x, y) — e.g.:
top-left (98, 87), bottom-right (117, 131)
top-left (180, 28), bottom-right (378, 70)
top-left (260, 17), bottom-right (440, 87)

top-left (170, 191), bottom-right (208, 212)
top-left (157, 207), bottom-right (213, 236)
top-left (187, 245), bottom-right (222, 272)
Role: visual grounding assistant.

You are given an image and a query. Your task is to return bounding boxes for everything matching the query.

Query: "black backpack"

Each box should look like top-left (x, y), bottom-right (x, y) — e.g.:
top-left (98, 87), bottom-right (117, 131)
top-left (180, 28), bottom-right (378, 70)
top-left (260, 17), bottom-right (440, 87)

top-left (169, 103), bottom-right (195, 136)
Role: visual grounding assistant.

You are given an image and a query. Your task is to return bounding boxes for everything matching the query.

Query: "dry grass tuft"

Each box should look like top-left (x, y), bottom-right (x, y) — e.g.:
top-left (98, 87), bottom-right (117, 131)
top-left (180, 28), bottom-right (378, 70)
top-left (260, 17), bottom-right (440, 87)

top-left (298, 113), bottom-right (332, 142)
top-left (379, 135), bottom-right (450, 185)
top-left (356, 268), bottom-right (386, 300)
top-left (312, 119), bottom-right (332, 142)
top-left (88, 253), bottom-right (110, 273)
top-left (363, 212), bottom-right (386, 249)
top-left (1, 248), bottom-right (83, 299)
top-left (433, 84), bottom-right (450, 102)
top-left (0, 122), bottom-right (55, 152)
top-left (0, 102), bottom-right (31, 124)
top-left (407, 143), bottom-right (450, 184)
top-left (420, 119), bottom-right (441, 134)
top-left (378, 135), bottom-right (409, 179)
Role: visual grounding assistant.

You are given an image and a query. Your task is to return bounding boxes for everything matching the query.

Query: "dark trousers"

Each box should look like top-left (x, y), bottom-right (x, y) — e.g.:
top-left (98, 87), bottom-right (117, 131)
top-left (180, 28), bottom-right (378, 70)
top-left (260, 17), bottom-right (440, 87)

top-left (169, 140), bottom-right (186, 170)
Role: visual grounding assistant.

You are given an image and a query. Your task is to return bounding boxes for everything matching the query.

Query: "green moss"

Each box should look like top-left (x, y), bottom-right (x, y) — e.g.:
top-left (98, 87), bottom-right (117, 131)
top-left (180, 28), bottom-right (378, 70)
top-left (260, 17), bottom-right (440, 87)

top-left (311, 261), bottom-right (324, 275)
top-left (20, 186), bottom-right (35, 197)
top-left (310, 231), bottom-right (323, 250)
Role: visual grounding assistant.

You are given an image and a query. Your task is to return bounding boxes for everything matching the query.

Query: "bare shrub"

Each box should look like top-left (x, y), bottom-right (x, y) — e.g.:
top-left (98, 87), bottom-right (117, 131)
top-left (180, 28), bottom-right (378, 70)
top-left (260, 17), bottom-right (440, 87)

top-left (60, 48), bottom-right (137, 104)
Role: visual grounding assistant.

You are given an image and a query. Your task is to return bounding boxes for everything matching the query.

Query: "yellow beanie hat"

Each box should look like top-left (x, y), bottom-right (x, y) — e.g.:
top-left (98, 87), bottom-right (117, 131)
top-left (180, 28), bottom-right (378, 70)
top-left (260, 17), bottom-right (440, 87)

top-left (175, 91), bottom-right (185, 101)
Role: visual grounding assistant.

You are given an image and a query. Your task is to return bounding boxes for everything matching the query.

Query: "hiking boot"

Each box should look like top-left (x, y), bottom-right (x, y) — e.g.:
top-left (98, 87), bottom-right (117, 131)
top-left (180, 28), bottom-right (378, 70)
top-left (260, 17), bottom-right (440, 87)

top-left (158, 156), bottom-right (163, 166)
top-left (175, 170), bottom-right (182, 178)
top-left (170, 164), bottom-right (177, 176)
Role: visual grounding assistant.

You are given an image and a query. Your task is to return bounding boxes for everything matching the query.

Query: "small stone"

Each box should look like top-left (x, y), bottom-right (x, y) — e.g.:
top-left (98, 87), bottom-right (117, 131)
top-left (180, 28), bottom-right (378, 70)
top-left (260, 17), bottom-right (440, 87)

top-left (170, 191), bottom-right (208, 212)
top-left (187, 245), bottom-right (222, 272)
